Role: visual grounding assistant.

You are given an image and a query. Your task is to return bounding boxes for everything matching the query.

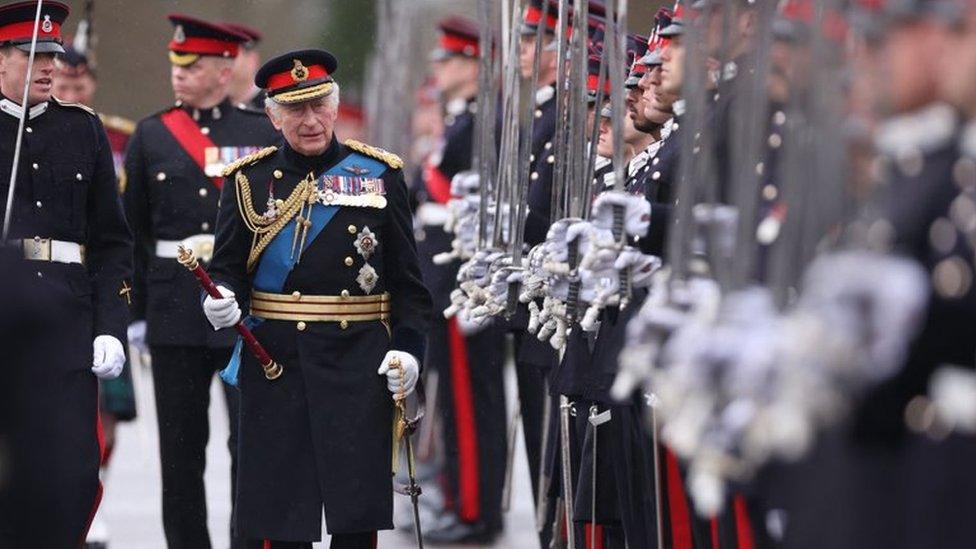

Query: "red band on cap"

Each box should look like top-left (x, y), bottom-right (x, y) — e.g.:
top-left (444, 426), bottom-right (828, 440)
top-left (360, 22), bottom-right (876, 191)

top-left (0, 21), bottom-right (61, 43)
top-left (439, 34), bottom-right (479, 57)
top-left (266, 64), bottom-right (330, 92)
top-left (587, 73), bottom-right (611, 94)
top-left (169, 36), bottom-right (240, 57)
top-left (524, 5), bottom-right (558, 30)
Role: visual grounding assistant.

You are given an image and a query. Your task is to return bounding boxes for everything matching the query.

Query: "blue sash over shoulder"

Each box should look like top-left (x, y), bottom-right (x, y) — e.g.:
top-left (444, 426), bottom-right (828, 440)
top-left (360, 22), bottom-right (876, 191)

top-left (220, 151), bottom-right (389, 386)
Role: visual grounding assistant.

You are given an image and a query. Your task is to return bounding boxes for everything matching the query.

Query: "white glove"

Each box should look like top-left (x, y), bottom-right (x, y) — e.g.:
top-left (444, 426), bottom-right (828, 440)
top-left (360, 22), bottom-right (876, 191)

top-left (615, 249), bottom-right (663, 288)
top-left (92, 335), bottom-right (125, 379)
top-left (591, 191), bottom-right (651, 237)
top-left (127, 320), bottom-right (148, 353)
top-left (377, 350), bottom-right (420, 397)
top-left (203, 285), bottom-right (241, 330)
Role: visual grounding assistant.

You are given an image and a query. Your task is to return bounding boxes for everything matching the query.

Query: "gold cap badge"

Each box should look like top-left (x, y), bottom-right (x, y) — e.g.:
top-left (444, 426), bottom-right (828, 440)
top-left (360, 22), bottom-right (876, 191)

top-left (291, 59), bottom-right (309, 83)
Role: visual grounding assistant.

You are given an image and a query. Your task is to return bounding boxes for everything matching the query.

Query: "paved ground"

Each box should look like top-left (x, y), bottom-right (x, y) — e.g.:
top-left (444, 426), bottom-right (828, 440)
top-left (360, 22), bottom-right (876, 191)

top-left (97, 359), bottom-right (538, 548)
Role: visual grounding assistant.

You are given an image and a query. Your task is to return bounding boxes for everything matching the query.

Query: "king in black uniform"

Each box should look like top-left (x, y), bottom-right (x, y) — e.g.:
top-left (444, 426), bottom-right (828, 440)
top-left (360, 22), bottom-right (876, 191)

top-left (0, 2), bottom-right (133, 546)
top-left (122, 14), bottom-right (279, 549)
top-left (205, 48), bottom-right (431, 549)
top-left (414, 16), bottom-right (509, 544)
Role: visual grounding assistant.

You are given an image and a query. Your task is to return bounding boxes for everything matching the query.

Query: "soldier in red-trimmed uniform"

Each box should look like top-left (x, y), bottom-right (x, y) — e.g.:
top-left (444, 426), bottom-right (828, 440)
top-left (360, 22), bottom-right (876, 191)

top-left (122, 14), bottom-right (278, 549)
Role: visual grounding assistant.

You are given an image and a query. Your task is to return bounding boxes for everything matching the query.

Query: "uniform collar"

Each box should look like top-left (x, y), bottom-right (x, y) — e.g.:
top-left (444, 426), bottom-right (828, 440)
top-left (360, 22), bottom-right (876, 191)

top-left (536, 85), bottom-right (555, 106)
top-left (283, 134), bottom-right (342, 174)
top-left (0, 96), bottom-right (49, 121)
top-left (875, 102), bottom-right (959, 156)
top-left (178, 97), bottom-right (233, 123)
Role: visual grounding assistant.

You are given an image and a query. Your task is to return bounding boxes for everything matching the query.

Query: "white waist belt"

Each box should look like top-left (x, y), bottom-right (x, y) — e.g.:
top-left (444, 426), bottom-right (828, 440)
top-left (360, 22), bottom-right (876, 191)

top-left (21, 237), bottom-right (85, 264)
top-left (156, 234), bottom-right (215, 262)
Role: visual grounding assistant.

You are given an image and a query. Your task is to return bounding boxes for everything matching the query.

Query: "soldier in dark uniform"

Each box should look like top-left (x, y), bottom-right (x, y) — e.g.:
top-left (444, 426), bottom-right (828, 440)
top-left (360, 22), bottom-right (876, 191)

top-left (224, 22), bottom-right (266, 111)
top-left (0, 2), bottom-right (133, 546)
top-left (413, 16), bottom-right (508, 544)
top-left (204, 48), bottom-right (431, 549)
top-left (122, 14), bottom-right (279, 549)
top-left (52, 41), bottom-right (138, 549)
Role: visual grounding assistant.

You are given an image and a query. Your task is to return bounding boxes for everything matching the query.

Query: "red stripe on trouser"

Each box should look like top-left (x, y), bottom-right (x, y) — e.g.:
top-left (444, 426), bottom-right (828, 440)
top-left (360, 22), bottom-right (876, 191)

top-left (79, 410), bottom-right (106, 548)
top-left (423, 162), bottom-right (453, 204)
top-left (664, 447), bottom-right (693, 549)
top-left (584, 523), bottom-right (605, 549)
top-left (733, 495), bottom-right (754, 549)
top-left (263, 541), bottom-right (272, 549)
top-left (711, 516), bottom-right (720, 548)
top-left (447, 318), bottom-right (481, 522)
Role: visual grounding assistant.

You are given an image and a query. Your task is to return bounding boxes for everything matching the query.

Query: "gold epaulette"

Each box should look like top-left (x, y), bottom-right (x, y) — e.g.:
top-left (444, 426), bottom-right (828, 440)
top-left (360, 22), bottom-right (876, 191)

top-left (52, 96), bottom-right (96, 116)
top-left (344, 139), bottom-right (403, 170)
top-left (221, 146), bottom-right (278, 178)
top-left (99, 113), bottom-right (136, 135)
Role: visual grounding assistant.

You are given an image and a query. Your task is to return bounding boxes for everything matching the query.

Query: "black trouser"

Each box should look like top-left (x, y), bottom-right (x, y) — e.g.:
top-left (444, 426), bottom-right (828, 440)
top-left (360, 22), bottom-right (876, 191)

top-left (245, 532), bottom-right (377, 549)
top-left (430, 317), bottom-right (507, 531)
top-left (151, 345), bottom-right (240, 549)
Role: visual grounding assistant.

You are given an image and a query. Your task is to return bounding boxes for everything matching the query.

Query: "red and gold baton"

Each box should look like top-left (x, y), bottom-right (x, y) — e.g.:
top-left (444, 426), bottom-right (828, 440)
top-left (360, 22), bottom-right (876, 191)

top-left (177, 245), bottom-right (282, 380)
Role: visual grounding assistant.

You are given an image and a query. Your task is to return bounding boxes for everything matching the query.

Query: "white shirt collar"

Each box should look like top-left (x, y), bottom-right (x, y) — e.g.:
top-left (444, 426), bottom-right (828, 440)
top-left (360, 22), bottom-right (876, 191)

top-left (445, 97), bottom-right (468, 117)
top-left (536, 85), bottom-right (555, 106)
top-left (673, 99), bottom-right (687, 117)
top-left (0, 98), bottom-right (49, 121)
top-left (875, 102), bottom-right (958, 156)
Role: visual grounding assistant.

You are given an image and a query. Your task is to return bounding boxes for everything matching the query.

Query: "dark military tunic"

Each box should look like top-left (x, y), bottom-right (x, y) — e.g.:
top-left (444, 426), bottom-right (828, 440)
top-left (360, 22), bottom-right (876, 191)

top-left (123, 98), bottom-right (279, 348)
top-left (0, 96), bottom-right (133, 547)
top-left (209, 136), bottom-right (431, 540)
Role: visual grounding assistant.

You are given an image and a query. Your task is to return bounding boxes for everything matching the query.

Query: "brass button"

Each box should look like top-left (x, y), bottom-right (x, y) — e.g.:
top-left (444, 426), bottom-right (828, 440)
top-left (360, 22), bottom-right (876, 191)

top-left (200, 126), bottom-right (210, 135)
top-left (347, 224), bottom-right (357, 235)
top-left (156, 172), bottom-right (166, 181)
top-left (25, 127), bottom-right (31, 133)
top-left (291, 291), bottom-right (302, 300)
top-left (76, 173), bottom-right (83, 181)
top-left (340, 320), bottom-right (349, 330)
top-left (340, 289), bottom-right (350, 299)
top-left (344, 256), bottom-right (354, 267)
top-left (199, 188), bottom-right (208, 197)
top-left (297, 321), bottom-right (307, 331)
top-left (273, 169), bottom-right (283, 179)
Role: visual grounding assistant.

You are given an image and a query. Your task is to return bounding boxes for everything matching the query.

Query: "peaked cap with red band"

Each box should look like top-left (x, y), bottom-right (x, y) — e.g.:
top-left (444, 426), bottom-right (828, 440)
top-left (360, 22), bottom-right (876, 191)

top-left (0, 0), bottom-right (69, 54)
top-left (431, 15), bottom-right (481, 62)
top-left (222, 22), bottom-right (263, 50)
top-left (167, 13), bottom-right (249, 67)
top-left (255, 48), bottom-right (338, 105)
top-left (520, 0), bottom-right (607, 36)
top-left (639, 7), bottom-right (675, 65)
top-left (658, 0), bottom-right (687, 37)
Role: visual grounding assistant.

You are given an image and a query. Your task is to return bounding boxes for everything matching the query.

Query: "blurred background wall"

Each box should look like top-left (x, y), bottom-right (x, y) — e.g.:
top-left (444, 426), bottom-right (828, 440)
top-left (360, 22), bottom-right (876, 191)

top-left (55, 0), bottom-right (664, 121)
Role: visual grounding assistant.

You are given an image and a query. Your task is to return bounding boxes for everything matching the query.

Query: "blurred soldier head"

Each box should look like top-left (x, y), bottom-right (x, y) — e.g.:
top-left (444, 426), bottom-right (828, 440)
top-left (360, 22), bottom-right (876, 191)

top-left (851, 0), bottom-right (957, 116)
top-left (167, 14), bottom-right (249, 109)
top-left (223, 22), bottom-right (263, 105)
top-left (938, 1), bottom-right (976, 119)
top-left (431, 16), bottom-right (481, 101)
top-left (53, 45), bottom-right (95, 105)
top-left (257, 48), bottom-right (340, 156)
top-left (623, 33), bottom-right (657, 134)
top-left (519, 0), bottom-right (559, 83)
top-left (658, 3), bottom-right (686, 95)
top-left (695, 0), bottom-right (759, 60)
top-left (597, 103), bottom-right (616, 157)
top-left (0, 1), bottom-right (70, 106)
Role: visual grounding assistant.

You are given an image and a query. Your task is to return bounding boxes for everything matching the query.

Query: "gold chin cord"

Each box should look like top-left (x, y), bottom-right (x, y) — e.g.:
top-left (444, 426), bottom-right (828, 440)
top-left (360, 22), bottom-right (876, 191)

top-left (390, 355), bottom-right (425, 548)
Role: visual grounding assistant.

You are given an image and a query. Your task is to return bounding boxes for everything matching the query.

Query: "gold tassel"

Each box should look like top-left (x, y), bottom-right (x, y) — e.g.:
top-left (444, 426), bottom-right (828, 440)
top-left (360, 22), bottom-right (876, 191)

top-left (392, 400), bottom-right (405, 474)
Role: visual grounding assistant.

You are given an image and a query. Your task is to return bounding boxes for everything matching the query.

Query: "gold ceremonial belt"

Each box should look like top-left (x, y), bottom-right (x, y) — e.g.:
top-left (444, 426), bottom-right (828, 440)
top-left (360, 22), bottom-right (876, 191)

top-left (250, 290), bottom-right (391, 322)
top-left (21, 237), bottom-right (86, 265)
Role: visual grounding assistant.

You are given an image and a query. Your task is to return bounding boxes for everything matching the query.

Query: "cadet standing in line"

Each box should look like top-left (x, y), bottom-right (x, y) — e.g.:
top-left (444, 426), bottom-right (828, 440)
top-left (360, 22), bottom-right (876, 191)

top-left (122, 14), bottom-right (279, 549)
top-left (413, 15), bottom-right (509, 544)
top-left (204, 47), bottom-right (431, 549)
top-left (0, 2), bottom-right (132, 546)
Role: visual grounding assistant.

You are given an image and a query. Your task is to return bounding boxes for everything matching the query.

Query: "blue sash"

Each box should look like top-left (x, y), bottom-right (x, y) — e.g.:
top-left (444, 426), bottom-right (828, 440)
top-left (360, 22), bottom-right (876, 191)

top-left (220, 151), bottom-right (388, 386)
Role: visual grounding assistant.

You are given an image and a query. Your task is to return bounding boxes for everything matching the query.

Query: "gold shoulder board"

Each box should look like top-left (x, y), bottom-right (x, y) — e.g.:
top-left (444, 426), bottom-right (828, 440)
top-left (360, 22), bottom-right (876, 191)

top-left (221, 146), bottom-right (278, 178)
top-left (52, 96), bottom-right (96, 116)
top-left (344, 139), bottom-right (403, 170)
top-left (99, 113), bottom-right (136, 135)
